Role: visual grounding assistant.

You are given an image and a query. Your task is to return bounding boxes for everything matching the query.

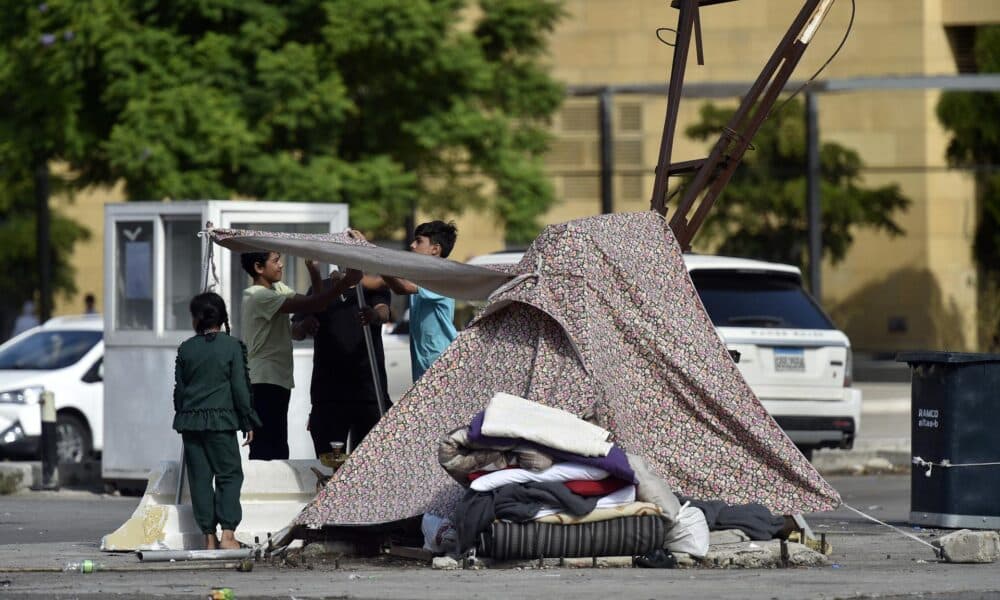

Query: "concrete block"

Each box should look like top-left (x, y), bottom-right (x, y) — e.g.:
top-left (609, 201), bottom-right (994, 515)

top-left (703, 541), bottom-right (827, 568)
top-left (933, 530), bottom-right (1000, 564)
top-left (673, 552), bottom-right (697, 567)
top-left (432, 556), bottom-right (459, 570)
top-left (0, 463), bottom-right (32, 494)
top-left (489, 556), bottom-right (635, 569)
top-left (709, 529), bottom-right (750, 545)
top-left (564, 556), bottom-right (633, 568)
top-left (863, 457), bottom-right (895, 472)
top-left (301, 541), bottom-right (355, 558)
top-left (101, 459), bottom-right (326, 551)
top-left (0, 459), bottom-right (105, 492)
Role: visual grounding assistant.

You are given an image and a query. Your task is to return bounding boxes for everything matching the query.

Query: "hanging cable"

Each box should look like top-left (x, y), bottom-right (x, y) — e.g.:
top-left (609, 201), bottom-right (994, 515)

top-left (655, 27), bottom-right (677, 47)
top-left (912, 456), bottom-right (1000, 478)
top-left (841, 503), bottom-right (940, 556)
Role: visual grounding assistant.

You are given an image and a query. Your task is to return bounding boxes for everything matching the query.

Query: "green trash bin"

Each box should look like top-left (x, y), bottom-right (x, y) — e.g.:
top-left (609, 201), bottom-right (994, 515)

top-left (897, 351), bottom-right (1000, 529)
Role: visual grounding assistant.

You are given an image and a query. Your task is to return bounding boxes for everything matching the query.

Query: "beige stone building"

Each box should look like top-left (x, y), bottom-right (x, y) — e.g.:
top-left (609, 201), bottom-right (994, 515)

top-left (54, 1), bottom-right (1000, 353)
top-left (450, 0), bottom-right (1000, 353)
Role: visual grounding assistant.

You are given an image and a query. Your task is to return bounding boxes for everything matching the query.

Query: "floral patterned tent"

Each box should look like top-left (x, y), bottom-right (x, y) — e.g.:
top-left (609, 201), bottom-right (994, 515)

top-left (210, 210), bottom-right (840, 527)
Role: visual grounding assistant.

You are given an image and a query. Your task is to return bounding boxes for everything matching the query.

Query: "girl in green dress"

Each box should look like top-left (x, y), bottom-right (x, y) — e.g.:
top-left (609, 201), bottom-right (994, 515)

top-left (173, 292), bottom-right (261, 549)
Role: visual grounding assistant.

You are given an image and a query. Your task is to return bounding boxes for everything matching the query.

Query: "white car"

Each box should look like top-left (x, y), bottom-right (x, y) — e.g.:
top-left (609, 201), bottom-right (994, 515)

top-left (0, 313), bottom-right (414, 465)
top-left (466, 252), bottom-right (862, 460)
top-left (0, 314), bottom-right (104, 464)
top-left (381, 322), bottom-right (413, 402)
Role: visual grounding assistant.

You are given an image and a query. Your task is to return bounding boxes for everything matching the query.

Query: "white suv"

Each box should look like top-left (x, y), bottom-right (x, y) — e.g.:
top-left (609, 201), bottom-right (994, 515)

top-left (0, 315), bottom-right (104, 464)
top-left (466, 252), bottom-right (861, 460)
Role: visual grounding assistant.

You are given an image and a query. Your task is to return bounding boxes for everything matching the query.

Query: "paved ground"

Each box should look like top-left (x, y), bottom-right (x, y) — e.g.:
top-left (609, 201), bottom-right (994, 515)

top-left (2, 474), bottom-right (998, 599)
top-left (812, 381), bottom-right (911, 473)
top-left (5, 380), bottom-right (975, 600)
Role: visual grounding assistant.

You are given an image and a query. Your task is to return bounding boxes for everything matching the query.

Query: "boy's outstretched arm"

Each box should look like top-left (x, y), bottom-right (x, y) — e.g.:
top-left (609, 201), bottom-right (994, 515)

top-left (278, 268), bottom-right (363, 314)
top-left (381, 275), bottom-right (419, 295)
top-left (344, 228), bottom-right (420, 295)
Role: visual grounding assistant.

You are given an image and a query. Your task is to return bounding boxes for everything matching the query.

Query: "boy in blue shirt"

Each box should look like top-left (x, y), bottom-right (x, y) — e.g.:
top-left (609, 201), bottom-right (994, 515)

top-left (378, 221), bottom-right (459, 381)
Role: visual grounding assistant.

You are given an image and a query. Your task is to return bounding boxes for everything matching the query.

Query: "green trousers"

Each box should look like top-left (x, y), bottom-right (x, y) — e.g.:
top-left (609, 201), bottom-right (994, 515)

top-left (181, 431), bottom-right (244, 534)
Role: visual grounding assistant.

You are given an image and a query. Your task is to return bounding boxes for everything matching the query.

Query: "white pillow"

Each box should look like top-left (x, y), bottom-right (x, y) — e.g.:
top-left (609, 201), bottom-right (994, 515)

top-left (532, 484), bottom-right (638, 519)
top-left (469, 462), bottom-right (610, 492)
top-left (663, 502), bottom-right (710, 558)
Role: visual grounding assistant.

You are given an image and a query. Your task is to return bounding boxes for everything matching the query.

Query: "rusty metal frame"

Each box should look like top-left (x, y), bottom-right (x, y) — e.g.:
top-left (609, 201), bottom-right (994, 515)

top-left (649, 0), bottom-right (835, 250)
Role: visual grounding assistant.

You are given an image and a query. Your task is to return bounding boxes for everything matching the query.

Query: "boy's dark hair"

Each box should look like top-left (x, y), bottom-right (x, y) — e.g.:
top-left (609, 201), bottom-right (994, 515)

top-left (189, 292), bottom-right (230, 335)
top-left (414, 220), bottom-right (458, 258)
top-left (240, 252), bottom-right (270, 278)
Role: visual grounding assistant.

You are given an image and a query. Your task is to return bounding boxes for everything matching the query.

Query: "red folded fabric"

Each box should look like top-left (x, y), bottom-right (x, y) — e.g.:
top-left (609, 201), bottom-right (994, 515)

top-left (466, 471), bottom-right (628, 497)
top-left (562, 478), bottom-right (628, 496)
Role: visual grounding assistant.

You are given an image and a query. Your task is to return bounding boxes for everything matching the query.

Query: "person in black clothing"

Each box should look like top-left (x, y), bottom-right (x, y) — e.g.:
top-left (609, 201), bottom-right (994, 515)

top-left (291, 265), bottom-right (391, 456)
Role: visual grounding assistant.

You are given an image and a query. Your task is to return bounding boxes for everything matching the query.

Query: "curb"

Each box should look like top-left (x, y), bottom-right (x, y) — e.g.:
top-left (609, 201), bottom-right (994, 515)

top-left (813, 445), bottom-right (911, 475)
top-left (0, 460), bottom-right (102, 493)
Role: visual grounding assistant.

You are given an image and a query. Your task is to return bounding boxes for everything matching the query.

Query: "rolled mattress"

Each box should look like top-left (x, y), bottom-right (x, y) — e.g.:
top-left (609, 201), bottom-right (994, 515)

top-left (477, 515), bottom-right (667, 560)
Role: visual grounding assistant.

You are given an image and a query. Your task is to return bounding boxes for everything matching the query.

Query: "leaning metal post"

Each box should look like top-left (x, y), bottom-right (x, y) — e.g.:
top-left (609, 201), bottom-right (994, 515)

top-left (648, 0), bottom-right (837, 250)
top-left (649, 0), bottom-right (701, 216)
top-left (356, 284), bottom-right (388, 418)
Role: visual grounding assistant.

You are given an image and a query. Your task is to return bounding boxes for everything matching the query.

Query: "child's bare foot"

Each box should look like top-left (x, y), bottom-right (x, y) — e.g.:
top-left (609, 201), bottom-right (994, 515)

top-left (205, 533), bottom-right (218, 550)
top-left (219, 530), bottom-right (240, 550)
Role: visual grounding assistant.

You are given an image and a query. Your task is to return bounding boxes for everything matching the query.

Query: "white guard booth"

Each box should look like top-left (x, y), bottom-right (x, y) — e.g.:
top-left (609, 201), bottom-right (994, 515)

top-left (101, 201), bottom-right (347, 550)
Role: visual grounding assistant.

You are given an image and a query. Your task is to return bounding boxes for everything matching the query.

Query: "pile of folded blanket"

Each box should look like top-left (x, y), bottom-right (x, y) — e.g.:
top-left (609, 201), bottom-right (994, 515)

top-left (432, 392), bottom-right (712, 559)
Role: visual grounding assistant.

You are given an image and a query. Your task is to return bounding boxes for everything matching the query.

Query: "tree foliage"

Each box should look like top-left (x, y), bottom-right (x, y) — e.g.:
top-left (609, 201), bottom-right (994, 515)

top-left (937, 25), bottom-right (1000, 347)
top-left (937, 25), bottom-right (1000, 277)
top-left (0, 0), bottom-right (565, 246)
top-left (683, 98), bottom-right (910, 270)
top-left (0, 0), bottom-right (91, 333)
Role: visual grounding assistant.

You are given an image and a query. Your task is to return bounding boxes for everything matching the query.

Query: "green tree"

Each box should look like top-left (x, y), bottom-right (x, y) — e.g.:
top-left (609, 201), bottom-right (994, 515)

top-left (937, 25), bottom-right (1000, 347)
top-left (0, 0), bottom-right (91, 334)
top-left (937, 26), bottom-right (1000, 275)
top-left (683, 98), bottom-right (910, 270)
top-left (0, 0), bottom-right (564, 247)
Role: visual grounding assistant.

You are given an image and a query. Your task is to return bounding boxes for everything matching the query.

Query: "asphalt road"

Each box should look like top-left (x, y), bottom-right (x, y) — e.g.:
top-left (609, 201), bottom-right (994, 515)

top-left (0, 474), bottom-right (910, 550)
top-left (3, 473), bottom-right (999, 599)
top-left (0, 489), bottom-right (139, 545)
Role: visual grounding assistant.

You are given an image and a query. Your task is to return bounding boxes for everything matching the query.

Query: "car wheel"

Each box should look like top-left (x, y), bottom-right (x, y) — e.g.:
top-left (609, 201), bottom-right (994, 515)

top-left (797, 445), bottom-right (814, 462)
top-left (56, 413), bottom-right (92, 465)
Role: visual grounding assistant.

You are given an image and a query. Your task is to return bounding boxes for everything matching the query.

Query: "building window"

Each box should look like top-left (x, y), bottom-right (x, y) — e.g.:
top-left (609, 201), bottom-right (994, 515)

top-left (164, 219), bottom-right (202, 331)
top-left (945, 26), bottom-right (977, 74)
top-left (618, 103), bottom-right (642, 132)
top-left (115, 221), bottom-right (154, 331)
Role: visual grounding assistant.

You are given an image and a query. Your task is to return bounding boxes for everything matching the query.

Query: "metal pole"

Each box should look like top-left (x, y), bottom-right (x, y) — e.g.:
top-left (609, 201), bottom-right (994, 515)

top-left (34, 390), bottom-right (59, 490)
top-left (356, 285), bottom-right (388, 418)
top-left (34, 160), bottom-right (51, 323)
top-left (137, 549), bottom-right (252, 562)
top-left (598, 89), bottom-right (615, 214)
top-left (806, 91), bottom-right (822, 299)
top-left (650, 0), bottom-right (698, 215)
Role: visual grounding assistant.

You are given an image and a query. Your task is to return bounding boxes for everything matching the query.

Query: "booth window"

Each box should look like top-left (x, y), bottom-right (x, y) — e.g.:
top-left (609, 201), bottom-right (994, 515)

top-left (115, 221), bottom-right (154, 330)
top-left (164, 219), bottom-right (202, 331)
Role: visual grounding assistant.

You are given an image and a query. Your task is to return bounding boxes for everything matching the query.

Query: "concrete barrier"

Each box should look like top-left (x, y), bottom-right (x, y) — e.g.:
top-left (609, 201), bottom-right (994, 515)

top-left (100, 459), bottom-right (325, 551)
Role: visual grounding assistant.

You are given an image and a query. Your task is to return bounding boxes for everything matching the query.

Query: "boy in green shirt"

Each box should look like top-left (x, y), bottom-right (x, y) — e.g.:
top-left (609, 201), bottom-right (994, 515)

top-left (240, 251), bottom-right (361, 460)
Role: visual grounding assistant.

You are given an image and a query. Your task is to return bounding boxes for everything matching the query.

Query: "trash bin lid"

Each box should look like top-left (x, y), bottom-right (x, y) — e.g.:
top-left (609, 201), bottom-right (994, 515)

top-left (895, 351), bottom-right (1000, 364)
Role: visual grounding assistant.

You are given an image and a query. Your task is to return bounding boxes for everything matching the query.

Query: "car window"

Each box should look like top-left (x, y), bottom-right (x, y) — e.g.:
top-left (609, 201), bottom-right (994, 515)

top-left (0, 330), bottom-right (102, 370)
top-left (690, 270), bottom-right (835, 330)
